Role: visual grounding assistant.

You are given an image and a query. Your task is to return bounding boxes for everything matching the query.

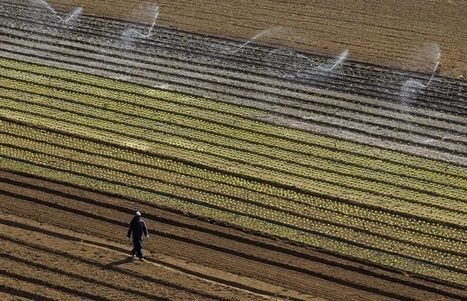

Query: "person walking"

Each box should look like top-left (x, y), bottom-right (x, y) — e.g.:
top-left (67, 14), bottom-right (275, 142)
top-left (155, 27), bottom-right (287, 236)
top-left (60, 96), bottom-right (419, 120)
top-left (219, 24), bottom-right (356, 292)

top-left (127, 211), bottom-right (149, 261)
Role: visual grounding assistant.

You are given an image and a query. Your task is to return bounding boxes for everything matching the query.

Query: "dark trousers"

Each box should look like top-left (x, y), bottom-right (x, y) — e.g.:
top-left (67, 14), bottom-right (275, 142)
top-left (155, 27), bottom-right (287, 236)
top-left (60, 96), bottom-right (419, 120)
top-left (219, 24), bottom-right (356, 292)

top-left (131, 239), bottom-right (143, 259)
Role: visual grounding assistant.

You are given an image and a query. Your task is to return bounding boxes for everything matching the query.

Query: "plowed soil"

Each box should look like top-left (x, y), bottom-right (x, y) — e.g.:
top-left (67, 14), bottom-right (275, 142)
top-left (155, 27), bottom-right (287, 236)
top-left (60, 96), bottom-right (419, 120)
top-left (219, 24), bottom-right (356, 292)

top-left (0, 170), bottom-right (465, 300)
top-left (44, 0), bottom-right (467, 78)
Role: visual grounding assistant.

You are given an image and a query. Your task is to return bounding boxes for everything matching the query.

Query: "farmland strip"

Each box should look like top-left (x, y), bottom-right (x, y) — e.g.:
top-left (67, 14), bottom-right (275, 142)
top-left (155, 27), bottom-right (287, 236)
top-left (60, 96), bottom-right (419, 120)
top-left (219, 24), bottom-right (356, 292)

top-left (2, 133), bottom-right (465, 257)
top-left (3, 168), bottom-right (467, 299)
top-left (0, 214), bottom-right (428, 301)
top-left (0, 238), bottom-right (237, 301)
top-left (0, 57), bottom-right (465, 179)
top-left (1, 101), bottom-right (465, 223)
top-left (0, 19), bottom-right (464, 129)
top-left (1, 3), bottom-right (465, 114)
top-left (1, 72), bottom-right (466, 203)
top-left (3, 144), bottom-right (466, 272)
top-left (2, 2), bottom-right (466, 98)
top-left (2, 118), bottom-right (464, 243)
top-left (1, 104), bottom-right (466, 228)
top-left (1, 156), bottom-right (465, 286)
top-left (0, 29), bottom-right (465, 148)
top-left (0, 26), bottom-right (465, 135)
top-left (1, 44), bottom-right (465, 165)
top-left (0, 36), bottom-right (464, 149)
top-left (1, 75), bottom-right (465, 203)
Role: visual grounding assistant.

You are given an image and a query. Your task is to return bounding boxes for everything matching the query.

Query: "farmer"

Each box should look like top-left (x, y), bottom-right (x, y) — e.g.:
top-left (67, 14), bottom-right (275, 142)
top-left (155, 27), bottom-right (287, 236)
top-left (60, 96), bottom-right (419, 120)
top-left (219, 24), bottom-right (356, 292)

top-left (127, 211), bottom-right (149, 261)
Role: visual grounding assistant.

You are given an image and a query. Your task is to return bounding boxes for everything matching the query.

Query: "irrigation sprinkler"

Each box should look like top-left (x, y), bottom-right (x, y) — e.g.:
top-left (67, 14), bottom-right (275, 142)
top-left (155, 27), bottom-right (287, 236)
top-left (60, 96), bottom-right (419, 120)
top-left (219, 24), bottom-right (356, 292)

top-left (229, 26), bottom-right (284, 54)
top-left (34, 0), bottom-right (82, 24)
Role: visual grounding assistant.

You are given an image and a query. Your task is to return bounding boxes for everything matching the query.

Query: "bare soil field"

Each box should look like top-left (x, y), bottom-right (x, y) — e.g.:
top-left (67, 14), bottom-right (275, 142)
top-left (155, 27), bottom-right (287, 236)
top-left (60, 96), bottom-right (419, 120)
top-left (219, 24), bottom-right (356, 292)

top-left (1, 170), bottom-right (466, 301)
top-left (43, 0), bottom-right (467, 78)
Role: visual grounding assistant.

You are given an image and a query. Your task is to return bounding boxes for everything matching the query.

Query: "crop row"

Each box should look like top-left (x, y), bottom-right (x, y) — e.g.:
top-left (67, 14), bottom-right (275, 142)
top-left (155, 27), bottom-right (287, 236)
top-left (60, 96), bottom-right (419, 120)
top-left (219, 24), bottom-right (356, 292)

top-left (2, 118), bottom-right (463, 243)
top-left (1, 98), bottom-right (465, 227)
top-left (0, 63), bottom-right (465, 194)
top-left (1, 142), bottom-right (466, 271)
top-left (6, 70), bottom-right (464, 197)
top-left (2, 7), bottom-right (465, 119)
top-left (1, 78), bottom-right (465, 209)
top-left (1, 126), bottom-right (465, 255)
top-left (0, 155), bottom-right (465, 286)
top-left (0, 58), bottom-right (464, 179)
top-left (1, 47), bottom-right (466, 171)
top-left (1, 66), bottom-right (466, 192)
top-left (0, 100), bottom-right (465, 225)
top-left (5, 140), bottom-right (467, 270)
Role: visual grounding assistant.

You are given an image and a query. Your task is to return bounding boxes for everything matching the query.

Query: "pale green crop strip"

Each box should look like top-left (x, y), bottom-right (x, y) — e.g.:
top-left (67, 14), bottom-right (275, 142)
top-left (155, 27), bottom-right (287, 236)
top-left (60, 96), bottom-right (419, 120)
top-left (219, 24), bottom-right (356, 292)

top-left (0, 101), bottom-right (466, 225)
top-left (0, 58), bottom-right (464, 179)
top-left (1, 81), bottom-right (464, 212)
top-left (1, 144), bottom-right (466, 273)
top-left (2, 119), bottom-right (463, 243)
top-left (1, 102), bottom-right (464, 227)
top-left (0, 157), bottom-right (465, 286)
top-left (0, 72), bottom-right (463, 208)
top-left (1, 66), bottom-right (465, 192)
top-left (2, 131), bottom-right (465, 258)
top-left (1, 68), bottom-right (465, 198)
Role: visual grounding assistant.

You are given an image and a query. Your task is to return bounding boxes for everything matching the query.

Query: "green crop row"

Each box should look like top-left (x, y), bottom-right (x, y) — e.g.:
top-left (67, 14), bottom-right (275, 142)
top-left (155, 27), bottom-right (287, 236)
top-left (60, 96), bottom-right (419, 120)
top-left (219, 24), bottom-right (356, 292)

top-left (0, 156), bottom-right (465, 286)
top-left (2, 127), bottom-right (465, 256)
top-left (2, 119), bottom-right (463, 243)
top-left (1, 80), bottom-right (464, 211)
top-left (1, 68), bottom-right (464, 199)
top-left (0, 58), bottom-right (465, 180)
top-left (1, 144), bottom-right (465, 273)
top-left (1, 101), bottom-right (464, 227)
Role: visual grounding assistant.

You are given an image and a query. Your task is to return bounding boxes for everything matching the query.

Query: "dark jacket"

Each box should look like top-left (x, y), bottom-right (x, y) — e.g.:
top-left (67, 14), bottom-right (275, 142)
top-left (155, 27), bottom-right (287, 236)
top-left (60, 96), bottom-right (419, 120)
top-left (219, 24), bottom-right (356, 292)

top-left (127, 216), bottom-right (148, 241)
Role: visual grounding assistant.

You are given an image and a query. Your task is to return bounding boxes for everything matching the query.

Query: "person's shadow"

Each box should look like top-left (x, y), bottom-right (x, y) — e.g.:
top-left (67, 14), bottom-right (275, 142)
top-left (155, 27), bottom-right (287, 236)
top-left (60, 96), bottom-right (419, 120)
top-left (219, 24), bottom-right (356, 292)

top-left (104, 257), bottom-right (133, 268)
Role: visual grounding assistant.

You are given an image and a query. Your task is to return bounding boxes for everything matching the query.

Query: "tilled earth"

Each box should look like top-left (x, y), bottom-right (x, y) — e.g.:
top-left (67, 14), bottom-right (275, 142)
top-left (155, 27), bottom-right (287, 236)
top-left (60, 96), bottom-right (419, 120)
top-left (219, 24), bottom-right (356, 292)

top-left (43, 0), bottom-right (467, 79)
top-left (1, 170), bottom-right (466, 300)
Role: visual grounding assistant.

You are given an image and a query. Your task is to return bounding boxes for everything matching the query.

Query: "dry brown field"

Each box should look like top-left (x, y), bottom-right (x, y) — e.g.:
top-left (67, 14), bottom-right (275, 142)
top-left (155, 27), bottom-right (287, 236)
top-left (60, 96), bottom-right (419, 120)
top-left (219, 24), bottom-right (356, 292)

top-left (47, 0), bottom-right (467, 78)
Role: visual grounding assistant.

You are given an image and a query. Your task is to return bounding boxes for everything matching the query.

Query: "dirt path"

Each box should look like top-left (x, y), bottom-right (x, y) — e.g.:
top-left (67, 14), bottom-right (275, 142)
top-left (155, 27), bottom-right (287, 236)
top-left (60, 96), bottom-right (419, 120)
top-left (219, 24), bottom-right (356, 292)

top-left (0, 214), bottom-right (301, 301)
top-left (35, 0), bottom-right (467, 78)
top-left (0, 224), bottom-right (277, 301)
top-left (0, 170), bottom-right (465, 301)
